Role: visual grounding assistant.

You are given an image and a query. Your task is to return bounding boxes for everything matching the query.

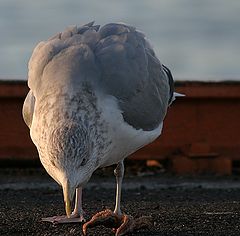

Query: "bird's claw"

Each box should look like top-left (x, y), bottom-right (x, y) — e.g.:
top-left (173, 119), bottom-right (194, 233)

top-left (42, 212), bottom-right (86, 224)
top-left (82, 209), bottom-right (152, 236)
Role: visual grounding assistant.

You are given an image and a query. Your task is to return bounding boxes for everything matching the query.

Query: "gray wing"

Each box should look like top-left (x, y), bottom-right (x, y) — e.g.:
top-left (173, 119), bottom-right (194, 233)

top-left (22, 90), bottom-right (35, 128)
top-left (27, 22), bottom-right (172, 131)
top-left (95, 23), bottom-right (171, 131)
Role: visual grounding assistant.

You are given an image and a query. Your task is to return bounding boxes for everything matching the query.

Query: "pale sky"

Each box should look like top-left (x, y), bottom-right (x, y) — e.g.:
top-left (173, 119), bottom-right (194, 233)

top-left (0, 0), bottom-right (239, 80)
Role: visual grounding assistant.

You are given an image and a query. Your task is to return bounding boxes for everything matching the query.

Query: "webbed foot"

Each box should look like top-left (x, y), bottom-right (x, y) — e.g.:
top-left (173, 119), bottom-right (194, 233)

top-left (82, 209), bottom-right (152, 236)
top-left (42, 211), bottom-right (86, 224)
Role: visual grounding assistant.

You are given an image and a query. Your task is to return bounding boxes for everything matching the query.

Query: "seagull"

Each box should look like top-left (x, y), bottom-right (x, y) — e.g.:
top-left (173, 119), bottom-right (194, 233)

top-left (23, 21), bottom-right (179, 235)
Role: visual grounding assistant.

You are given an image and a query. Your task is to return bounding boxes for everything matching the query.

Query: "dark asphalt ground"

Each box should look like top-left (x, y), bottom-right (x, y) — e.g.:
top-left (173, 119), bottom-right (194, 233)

top-left (1, 166), bottom-right (240, 236)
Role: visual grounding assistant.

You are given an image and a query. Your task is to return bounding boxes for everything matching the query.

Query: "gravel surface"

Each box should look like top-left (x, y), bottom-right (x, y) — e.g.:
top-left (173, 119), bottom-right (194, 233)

top-left (1, 168), bottom-right (240, 236)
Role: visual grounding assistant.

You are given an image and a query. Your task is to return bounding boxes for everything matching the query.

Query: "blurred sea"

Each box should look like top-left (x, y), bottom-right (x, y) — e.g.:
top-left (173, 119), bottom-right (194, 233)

top-left (0, 0), bottom-right (239, 81)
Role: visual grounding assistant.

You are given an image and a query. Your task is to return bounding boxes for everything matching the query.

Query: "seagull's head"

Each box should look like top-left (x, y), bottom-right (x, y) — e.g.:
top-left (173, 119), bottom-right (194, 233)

top-left (45, 121), bottom-right (96, 217)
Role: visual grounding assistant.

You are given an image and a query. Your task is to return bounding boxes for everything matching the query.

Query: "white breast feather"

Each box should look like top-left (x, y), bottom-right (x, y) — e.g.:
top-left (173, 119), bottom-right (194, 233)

top-left (97, 93), bottom-right (163, 167)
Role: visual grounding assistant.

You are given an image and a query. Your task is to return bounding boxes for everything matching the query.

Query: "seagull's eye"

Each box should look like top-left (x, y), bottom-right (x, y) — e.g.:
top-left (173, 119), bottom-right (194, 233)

top-left (80, 158), bottom-right (87, 166)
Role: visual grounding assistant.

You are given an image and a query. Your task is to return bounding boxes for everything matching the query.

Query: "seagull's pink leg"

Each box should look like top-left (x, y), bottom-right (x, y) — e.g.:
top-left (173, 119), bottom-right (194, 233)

top-left (113, 161), bottom-right (124, 216)
top-left (42, 187), bottom-right (85, 224)
top-left (72, 187), bottom-right (86, 222)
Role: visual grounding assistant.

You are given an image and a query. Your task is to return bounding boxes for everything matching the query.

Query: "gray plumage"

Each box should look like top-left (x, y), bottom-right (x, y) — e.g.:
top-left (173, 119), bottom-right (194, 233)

top-left (24, 22), bottom-right (173, 132)
top-left (22, 23), bottom-right (175, 212)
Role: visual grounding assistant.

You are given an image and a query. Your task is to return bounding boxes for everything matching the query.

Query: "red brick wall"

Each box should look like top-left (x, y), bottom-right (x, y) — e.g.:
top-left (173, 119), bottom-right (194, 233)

top-left (0, 81), bottom-right (38, 160)
top-left (0, 81), bottom-right (240, 168)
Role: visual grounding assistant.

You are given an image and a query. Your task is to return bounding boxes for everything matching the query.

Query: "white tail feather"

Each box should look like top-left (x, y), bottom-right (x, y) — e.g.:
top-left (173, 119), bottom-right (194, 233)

top-left (174, 92), bottom-right (185, 97)
top-left (169, 92), bottom-right (185, 105)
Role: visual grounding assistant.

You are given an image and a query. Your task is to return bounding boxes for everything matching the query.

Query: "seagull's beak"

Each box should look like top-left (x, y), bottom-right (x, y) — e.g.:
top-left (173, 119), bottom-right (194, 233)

top-left (65, 197), bottom-right (71, 218)
top-left (63, 181), bottom-right (72, 218)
